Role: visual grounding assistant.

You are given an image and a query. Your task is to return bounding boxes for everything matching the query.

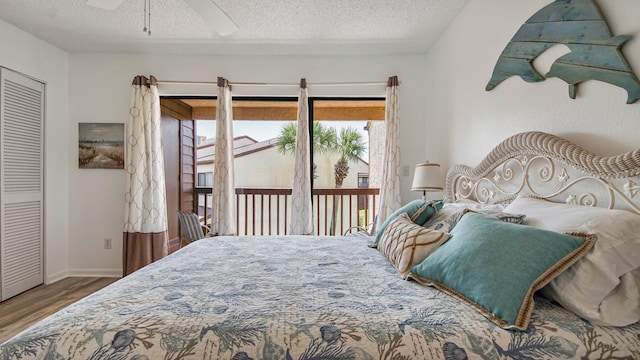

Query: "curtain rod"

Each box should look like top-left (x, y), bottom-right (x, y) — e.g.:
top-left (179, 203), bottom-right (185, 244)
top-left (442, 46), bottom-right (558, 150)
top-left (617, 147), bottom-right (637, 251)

top-left (156, 80), bottom-right (389, 87)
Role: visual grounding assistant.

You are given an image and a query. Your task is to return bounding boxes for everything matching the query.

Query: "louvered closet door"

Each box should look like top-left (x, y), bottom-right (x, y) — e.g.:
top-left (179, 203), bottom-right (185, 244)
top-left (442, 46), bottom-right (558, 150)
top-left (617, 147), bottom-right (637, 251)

top-left (0, 67), bottom-right (44, 301)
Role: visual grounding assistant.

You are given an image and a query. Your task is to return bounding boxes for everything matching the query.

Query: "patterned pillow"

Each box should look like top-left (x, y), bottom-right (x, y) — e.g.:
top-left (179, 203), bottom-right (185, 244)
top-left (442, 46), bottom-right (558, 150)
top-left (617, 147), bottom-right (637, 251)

top-left (373, 199), bottom-right (443, 246)
top-left (409, 212), bottom-right (595, 330)
top-left (423, 204), bottom-right (525, 233)
top-left (377, 213), bottom-right (449, 279)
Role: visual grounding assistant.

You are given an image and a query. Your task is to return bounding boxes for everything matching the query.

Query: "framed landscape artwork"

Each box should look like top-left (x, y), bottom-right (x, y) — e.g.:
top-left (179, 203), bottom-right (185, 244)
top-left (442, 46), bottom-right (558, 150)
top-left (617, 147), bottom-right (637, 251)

top-left (78, 123), bottom-right (125, 169)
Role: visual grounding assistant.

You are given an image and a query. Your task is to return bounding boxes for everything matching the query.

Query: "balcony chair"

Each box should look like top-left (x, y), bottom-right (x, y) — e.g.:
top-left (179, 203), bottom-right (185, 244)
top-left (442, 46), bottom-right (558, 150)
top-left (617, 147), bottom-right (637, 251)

top-left (176, 210), bottom-right (213, 247)
top-left (341, 213), bottom-right (378, 237)
top-left (342, 226), bottom-right (371, 237)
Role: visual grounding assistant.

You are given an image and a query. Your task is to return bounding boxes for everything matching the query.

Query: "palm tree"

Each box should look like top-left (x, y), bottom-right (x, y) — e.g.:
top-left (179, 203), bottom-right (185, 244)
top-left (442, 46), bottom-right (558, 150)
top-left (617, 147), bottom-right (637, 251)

top-left (276, 122), bottom-right (337, 179)
top-left (333, 127), bottom-right (366, 188)
top-left (276, 123), bottom-right (297, 155)
top-left (277, 124), bottom-right (366, 235)
top-left (330, 127), bottom-right (366, 235)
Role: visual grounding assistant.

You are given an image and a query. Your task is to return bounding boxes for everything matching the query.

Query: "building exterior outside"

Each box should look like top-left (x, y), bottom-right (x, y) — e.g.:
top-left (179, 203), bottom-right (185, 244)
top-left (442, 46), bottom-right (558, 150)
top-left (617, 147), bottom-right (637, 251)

top-left (196, 135), bottom-right (372, 235)
top-left (365, 121), bottom-right (385, 189)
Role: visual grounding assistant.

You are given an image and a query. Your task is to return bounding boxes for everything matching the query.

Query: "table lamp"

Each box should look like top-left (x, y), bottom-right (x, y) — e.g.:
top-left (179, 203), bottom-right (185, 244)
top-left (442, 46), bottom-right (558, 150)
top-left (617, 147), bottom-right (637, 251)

top-left (411, 162), bottom-right (443, 199)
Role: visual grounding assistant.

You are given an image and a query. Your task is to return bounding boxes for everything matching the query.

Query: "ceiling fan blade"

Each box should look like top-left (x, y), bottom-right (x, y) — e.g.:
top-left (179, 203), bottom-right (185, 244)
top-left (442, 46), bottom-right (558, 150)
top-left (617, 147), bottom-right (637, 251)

top-left (184, 0), bottom-right (239, 37)
top-left (86, 0), bottom-right (125, 10)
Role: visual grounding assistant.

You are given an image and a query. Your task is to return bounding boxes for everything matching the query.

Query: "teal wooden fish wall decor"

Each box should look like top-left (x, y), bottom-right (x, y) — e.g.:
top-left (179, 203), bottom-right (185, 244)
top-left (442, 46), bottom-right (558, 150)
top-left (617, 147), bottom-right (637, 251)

top-left (486, 0), bottom-right (640, 104)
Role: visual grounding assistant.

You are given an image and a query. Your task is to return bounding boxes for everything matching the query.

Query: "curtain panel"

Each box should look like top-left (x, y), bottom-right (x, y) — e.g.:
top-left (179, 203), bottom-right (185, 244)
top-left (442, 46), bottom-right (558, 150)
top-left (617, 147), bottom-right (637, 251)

top-left (374, 76), bottom-right (402, 234)
top-left (211, 77), bottom-right (237, 236)
top-left (290, 78), bottom-right (314, 235)
top-left (123, 75), bottom-right (169, 275)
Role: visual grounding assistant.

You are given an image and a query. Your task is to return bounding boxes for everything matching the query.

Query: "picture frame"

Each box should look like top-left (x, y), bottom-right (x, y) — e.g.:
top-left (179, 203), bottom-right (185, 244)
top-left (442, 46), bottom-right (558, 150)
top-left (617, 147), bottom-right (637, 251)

top-left (78, 123), bottom-right (125, 169)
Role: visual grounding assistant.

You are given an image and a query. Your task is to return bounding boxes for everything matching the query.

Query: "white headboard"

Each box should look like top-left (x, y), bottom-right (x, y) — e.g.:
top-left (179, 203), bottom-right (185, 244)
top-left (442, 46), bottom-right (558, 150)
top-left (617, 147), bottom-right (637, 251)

top-left (446, 131), bottom-right (640, 215)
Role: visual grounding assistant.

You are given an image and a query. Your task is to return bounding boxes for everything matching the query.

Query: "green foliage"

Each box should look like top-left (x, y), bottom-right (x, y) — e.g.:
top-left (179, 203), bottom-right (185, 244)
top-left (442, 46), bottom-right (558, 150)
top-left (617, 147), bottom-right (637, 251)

top-left (312, 122), bottom-right (337, 155)
top-left (276, 123), bottom-right (297, 155)
top-left (276, 122), bottom-right (337, 156)
top-left (337, 127), bottom-right (366, 163)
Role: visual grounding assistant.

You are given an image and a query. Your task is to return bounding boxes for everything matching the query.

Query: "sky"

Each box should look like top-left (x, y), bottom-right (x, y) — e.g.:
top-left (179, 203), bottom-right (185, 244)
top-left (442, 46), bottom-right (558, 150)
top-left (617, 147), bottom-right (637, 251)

top-left (197, 120), bottom-right (370, 160)
top-left (79, 123), bottom-right (124, 142)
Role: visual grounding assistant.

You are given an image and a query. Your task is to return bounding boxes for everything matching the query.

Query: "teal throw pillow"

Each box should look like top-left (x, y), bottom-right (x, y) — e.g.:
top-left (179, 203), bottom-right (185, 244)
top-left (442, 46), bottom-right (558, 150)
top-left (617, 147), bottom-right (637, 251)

top-left (408, 212), bottom-right (595, 330)
top-left (373, 199), bottom-right (443, 246)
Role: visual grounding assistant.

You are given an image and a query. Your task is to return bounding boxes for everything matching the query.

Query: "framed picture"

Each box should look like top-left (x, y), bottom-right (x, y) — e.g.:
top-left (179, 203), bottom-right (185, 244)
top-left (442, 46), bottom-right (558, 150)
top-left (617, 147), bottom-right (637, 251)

top-left (78, 123), bottom-right (125, 169)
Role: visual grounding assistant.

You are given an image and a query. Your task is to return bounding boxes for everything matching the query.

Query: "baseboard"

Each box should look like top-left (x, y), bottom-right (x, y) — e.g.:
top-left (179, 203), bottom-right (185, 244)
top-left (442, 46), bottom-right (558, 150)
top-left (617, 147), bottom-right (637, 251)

top-left (46, 270), bottom-right (69, 285)
top-left (67, 268), bottom-right (122, 278)
top-left (45, 269), bottom-right (121, 285)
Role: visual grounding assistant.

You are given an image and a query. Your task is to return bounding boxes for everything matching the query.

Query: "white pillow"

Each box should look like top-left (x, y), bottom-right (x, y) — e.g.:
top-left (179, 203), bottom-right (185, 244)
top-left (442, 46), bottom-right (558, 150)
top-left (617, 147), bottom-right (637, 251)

top-left (504, 196), bottom-right (640, 326)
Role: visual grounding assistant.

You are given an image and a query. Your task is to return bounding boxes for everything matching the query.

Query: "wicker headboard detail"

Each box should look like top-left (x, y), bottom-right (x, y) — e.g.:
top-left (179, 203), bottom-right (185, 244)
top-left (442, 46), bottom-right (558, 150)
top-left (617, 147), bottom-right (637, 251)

top-left (446, 131), bottom-right (640, 214)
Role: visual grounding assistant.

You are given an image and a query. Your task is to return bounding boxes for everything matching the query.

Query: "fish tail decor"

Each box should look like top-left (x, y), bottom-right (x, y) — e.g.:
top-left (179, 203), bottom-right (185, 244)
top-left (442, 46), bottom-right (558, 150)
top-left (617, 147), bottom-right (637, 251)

top-left (486, 0), bottom-right (640, 104)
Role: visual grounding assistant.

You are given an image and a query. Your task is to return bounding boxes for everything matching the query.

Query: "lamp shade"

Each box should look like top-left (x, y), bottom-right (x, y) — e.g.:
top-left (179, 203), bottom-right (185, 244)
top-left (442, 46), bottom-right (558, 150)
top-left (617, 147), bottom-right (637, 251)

top-left (411, 163), bottom-right (443, 191)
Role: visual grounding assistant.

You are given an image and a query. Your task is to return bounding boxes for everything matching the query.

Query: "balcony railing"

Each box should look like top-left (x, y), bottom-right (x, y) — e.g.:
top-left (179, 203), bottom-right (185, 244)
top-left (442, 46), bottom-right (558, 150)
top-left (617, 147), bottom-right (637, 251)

top-left (195, 187), bottom-right (379, 236)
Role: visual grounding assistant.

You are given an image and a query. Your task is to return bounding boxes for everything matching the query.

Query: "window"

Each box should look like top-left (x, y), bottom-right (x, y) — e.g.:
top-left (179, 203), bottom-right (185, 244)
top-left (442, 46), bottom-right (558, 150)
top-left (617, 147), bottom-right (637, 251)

top-left (309, 98), bottom-right (384, 189)
top-left (310, 98), bottom-right (384, 234)
top-left (358, 174), bottom-right (369, 188)
top-left (197, 172), bottom-right (213, 187)
top-left (170, 96), bottom-right (385, 236)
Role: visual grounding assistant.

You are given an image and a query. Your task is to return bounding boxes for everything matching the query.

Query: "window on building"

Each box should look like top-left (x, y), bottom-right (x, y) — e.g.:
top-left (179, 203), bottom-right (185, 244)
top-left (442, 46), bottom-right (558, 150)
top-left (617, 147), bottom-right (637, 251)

top-left (357, 174), bottom-right (369, 188)
top-left (197, 172), bottom-right (213, 187)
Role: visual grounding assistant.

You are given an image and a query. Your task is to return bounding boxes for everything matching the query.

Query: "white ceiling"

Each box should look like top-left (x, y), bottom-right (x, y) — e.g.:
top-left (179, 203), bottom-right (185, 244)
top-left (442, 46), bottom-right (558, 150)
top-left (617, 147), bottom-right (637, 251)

top-left (0, 0), bottom-right (470, 56)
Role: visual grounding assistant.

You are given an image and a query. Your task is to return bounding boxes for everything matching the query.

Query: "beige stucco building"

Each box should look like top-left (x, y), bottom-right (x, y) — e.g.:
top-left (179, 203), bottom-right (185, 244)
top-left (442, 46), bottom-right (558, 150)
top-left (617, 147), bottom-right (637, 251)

top-left (196, 136), bottom-right (370, 189)
top-left (196, 136), bottom-right (372, 235)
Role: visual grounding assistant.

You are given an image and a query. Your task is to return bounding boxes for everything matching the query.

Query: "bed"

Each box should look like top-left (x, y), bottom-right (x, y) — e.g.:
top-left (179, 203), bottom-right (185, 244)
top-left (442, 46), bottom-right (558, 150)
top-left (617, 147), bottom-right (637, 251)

top-left (1, 131), bottom-right (639, 359)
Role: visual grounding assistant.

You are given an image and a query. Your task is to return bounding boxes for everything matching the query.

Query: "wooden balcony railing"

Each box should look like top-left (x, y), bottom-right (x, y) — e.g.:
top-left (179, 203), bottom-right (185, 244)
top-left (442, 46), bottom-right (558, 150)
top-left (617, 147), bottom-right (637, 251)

top-left (195, 187), bottom-right (379, 236)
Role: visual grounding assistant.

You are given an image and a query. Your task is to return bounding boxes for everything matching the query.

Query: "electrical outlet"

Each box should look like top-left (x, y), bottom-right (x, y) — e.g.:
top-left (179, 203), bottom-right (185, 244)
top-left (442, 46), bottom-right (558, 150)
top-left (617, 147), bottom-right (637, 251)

top-left (104, 238), bottom-right (112, 249)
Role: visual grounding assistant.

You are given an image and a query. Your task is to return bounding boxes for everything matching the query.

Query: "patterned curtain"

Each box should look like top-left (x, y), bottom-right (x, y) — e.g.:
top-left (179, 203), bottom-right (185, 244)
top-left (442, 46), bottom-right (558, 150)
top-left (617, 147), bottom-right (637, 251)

top-left (374, 76), bottom-right (402, 234)
top-left (123, 75), bottom-right (168, 275)
top-left (211, 77), bottom-right (237, 236)
top-left (290, 78), bottom-right (313, 235)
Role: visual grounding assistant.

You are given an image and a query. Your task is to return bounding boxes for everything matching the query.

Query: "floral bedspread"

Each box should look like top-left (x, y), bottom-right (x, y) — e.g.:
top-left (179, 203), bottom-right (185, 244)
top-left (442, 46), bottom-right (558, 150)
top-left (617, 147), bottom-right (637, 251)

top-left (1, 236), bottom-right (639, 359)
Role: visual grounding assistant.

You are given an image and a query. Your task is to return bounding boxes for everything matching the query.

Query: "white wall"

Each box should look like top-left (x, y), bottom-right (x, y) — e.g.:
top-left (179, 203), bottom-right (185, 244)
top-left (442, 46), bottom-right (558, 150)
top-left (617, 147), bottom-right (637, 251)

top-left (9, 0), bottom-right (637, 277)
top-left (0, 20), bottom-right (70, 283)
top-left (425, 0), bottom-right (640, 171)
top-left (68, 54), bottom-right (429, 274)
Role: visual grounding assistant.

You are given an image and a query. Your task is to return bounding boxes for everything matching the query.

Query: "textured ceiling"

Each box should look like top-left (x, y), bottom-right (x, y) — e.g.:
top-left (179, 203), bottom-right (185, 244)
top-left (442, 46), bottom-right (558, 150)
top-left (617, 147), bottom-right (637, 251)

top-left (0, 0), bottom-right (470, 55)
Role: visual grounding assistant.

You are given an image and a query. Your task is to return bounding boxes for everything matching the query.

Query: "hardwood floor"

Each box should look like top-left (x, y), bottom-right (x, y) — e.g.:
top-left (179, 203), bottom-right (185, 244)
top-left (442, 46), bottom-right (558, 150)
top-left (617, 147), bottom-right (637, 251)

top-left (0, 277), bottom-right (118, 344)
